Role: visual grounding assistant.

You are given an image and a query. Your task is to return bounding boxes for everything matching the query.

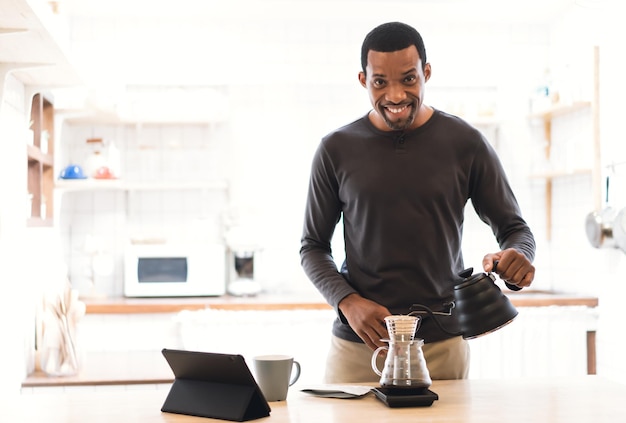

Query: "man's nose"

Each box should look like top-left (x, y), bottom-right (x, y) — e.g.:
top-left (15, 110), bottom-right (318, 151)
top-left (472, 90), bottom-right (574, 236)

top-left (386, 83), bottom-right (407, 103)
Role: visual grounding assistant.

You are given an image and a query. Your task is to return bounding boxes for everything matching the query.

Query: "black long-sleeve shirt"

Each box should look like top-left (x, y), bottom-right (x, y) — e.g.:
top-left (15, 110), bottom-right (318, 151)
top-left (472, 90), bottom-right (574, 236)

top-left (300, 110), bottom-right (535, 343)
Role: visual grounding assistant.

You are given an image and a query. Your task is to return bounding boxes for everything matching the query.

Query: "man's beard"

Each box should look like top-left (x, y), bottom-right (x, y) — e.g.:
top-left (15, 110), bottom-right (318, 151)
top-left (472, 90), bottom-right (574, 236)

top-left (379, 102), bottom-right (418, 131)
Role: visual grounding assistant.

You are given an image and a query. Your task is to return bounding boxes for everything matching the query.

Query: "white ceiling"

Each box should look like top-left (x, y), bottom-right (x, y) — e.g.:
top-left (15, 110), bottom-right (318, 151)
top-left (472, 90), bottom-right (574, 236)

top-left (12, 0), bottom-right (602, 121)
top-left (59, 0), bottom-right (579, 22)
top-left (53, 0), bottom-right (584, 88)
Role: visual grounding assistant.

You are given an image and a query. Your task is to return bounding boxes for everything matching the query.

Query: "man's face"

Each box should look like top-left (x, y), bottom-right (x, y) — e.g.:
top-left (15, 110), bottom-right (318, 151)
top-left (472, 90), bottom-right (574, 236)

top-left (359, 45), bottom-right (431, 131)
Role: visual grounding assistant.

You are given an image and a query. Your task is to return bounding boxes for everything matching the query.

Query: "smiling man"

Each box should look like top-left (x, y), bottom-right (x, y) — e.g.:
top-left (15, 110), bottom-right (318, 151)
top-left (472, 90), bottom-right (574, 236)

top-left (300, 22), bottom-right (536, 383)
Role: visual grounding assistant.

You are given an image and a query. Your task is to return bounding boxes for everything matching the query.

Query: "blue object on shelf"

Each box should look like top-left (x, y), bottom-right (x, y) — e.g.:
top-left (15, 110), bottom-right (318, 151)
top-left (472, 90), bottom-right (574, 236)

top-left (59, 164), bottom-right (87, 179)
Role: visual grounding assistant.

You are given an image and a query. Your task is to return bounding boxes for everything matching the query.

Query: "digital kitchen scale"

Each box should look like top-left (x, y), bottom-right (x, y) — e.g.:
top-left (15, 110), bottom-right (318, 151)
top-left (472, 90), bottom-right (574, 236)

top-left (372, 387), bottom-right (439, 408)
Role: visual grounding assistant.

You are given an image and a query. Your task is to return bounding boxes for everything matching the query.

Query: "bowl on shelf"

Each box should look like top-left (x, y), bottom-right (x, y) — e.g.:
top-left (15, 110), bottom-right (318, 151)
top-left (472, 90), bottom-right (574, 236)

top-left (59, 164), bottom-right (87, 180)
top-left (93, 166), bottom-right (116, 180)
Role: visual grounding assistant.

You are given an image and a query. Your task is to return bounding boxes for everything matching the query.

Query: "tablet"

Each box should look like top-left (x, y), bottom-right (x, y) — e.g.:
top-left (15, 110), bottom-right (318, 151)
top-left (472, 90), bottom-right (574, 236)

top-left (161, 348), bottom-right (271, 421)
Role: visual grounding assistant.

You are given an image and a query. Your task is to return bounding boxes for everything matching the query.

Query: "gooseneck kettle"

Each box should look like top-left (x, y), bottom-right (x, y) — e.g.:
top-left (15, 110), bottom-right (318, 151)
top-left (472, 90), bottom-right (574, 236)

top-left (409, 267), bottom-right (520, 339)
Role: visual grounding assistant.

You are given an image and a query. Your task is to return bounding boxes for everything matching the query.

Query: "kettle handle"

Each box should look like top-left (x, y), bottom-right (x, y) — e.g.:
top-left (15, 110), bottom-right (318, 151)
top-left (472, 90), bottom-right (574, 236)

top-left (493, 260), bottom-right (523, 292)
top-left (371, 345), bottom-right (388, 376)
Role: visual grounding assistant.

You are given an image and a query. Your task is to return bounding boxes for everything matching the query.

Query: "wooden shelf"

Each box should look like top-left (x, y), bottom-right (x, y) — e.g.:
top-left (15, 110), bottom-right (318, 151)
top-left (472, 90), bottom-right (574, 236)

top-left (55, 179), bottom-right (229, 192)
top-left (528, 101), bottom-right (592, 120)
top-left (27, 93), bottom-right (55, 226)
top-left (530, 168), bottom-right (593, 179)
top-left (3, 2), bottom-right (82, 228)
top-left (528, 47), bottom-right (600, 241)
top-left (27, 144), bottom-right (53, 166)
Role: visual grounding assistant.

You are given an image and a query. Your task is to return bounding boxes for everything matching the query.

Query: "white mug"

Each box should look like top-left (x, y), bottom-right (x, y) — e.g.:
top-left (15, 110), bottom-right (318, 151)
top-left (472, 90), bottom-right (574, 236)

top-left (252, 354), bottom-right (301, 401)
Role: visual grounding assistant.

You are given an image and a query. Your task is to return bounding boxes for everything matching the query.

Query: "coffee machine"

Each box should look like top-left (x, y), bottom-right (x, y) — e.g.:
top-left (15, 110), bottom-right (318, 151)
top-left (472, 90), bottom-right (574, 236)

top-left (224, 220), bottom-right (262, 296)
top-left (227, 246), bottom-right (261, 296)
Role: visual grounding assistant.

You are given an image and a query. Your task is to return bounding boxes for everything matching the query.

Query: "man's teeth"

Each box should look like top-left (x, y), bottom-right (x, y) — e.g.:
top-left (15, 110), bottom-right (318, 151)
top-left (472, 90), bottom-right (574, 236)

top-left (387, 105), bottom-right (406, 113)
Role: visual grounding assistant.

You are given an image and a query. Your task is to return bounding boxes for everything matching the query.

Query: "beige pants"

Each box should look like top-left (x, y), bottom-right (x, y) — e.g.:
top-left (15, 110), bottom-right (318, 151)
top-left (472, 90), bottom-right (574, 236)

top-left (323, 335), bottom-right (470, 383)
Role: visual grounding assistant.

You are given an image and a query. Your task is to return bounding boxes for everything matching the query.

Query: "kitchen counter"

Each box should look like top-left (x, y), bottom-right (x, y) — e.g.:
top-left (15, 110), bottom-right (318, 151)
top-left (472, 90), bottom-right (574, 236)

top-left (12, 376), bottom-right (626, 422)
top-left (82, 290), bottom-right (598, 314)
top-left (24, 290), bottom-right (598, 389)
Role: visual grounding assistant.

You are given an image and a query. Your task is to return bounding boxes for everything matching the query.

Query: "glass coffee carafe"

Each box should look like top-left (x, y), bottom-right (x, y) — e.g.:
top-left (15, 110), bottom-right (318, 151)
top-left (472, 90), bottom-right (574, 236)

top-left (371, 315), bottom-right (432, 389)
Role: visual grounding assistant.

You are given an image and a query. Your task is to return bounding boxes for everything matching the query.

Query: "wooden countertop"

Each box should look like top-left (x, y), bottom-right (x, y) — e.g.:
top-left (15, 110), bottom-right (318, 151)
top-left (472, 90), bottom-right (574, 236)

top-left (12, 376), bottom-right (626, 422)
top-left (83, 293), bottom-right (333, 314)
top-left (83, 290), bottom-right (598, 314)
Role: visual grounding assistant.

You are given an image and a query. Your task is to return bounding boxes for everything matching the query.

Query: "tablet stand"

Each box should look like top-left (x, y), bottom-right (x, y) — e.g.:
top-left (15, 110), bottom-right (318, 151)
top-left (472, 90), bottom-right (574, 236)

top-left (162, 378), bottom-right (270, 421)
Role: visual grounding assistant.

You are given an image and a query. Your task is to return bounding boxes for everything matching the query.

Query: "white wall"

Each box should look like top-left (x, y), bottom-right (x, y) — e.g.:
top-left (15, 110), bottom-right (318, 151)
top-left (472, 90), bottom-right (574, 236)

top-left (0, 72), bottom-right (30, 394)
top-left (57, 21), bottom-right (555, 297)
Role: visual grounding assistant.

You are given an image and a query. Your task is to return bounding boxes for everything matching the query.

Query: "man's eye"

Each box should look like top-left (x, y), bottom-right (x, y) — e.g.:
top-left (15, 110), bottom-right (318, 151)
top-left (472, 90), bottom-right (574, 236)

top-left (373, 79), bottom-right (386, 87)
top-left (404, 75), bottom-right (417, 83)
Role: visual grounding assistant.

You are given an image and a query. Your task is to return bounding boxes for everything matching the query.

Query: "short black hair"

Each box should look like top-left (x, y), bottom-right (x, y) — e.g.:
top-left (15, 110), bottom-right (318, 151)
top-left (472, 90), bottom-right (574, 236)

top-left (360, 22), bottom-right (427, 73)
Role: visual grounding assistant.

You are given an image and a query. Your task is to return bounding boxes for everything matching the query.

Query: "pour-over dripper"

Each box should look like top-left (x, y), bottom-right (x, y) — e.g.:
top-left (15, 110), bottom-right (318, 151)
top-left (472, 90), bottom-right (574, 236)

top-left (384, 315), bottom-right (419, 342)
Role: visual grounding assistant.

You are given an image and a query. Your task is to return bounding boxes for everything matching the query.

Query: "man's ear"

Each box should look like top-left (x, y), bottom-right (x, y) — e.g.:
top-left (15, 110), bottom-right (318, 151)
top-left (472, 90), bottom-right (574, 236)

top-left (358, 71), bottom-right (367, 88)
top-left (424, 63), bottom-right (432, 82)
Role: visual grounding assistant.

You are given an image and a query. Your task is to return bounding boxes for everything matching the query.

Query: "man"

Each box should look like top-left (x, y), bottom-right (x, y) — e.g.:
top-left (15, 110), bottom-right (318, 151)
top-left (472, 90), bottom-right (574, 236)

top-left (300, 22), bottom-right (536, 383)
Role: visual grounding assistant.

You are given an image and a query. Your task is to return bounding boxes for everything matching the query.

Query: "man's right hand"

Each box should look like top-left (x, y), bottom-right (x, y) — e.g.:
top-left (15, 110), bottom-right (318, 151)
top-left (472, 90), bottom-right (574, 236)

top-left (338, 293), bottom-right (391, 350)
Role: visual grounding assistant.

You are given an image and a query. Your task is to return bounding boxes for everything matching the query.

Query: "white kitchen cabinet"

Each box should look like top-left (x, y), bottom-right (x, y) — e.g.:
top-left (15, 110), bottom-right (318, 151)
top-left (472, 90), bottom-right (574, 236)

top-left (468, 306), bottom-right (597, 378)
top-left (0, 2), bottom-right (80, 88)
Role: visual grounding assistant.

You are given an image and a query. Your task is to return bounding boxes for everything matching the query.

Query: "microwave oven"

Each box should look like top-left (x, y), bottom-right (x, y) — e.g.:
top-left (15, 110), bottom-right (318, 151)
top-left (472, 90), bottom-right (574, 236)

top-left (124, 243), bottom-right (226, 297)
